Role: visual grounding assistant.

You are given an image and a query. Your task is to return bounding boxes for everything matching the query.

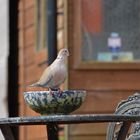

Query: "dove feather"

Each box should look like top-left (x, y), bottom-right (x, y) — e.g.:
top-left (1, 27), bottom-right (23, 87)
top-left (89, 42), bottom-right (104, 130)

top-left (38, 66), bottom-right (53, 86)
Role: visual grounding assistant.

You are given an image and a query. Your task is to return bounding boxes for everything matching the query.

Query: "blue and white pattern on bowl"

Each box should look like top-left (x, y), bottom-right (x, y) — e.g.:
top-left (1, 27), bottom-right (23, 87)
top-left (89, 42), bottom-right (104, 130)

top-left (24, 90), bottom-right (86, 115)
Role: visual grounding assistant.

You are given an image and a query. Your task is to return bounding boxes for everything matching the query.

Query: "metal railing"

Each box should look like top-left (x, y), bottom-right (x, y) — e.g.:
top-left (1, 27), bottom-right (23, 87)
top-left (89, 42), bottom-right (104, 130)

top-left (0, 114), bottom-right (140, 140)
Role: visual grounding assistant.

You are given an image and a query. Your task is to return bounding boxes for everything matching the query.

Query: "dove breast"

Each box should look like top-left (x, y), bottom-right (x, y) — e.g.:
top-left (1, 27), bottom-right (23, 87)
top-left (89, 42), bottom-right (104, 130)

top-left (50, 60), bottom-right (67, 88)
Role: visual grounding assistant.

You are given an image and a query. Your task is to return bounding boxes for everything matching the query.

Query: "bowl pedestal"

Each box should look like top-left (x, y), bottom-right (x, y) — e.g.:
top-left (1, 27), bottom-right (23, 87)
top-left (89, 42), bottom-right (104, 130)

top-left (24, 90), bottom-right (86, 140)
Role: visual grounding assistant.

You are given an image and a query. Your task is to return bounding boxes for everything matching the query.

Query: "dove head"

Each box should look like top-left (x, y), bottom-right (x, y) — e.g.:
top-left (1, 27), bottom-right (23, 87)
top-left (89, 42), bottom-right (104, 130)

top-left (57, 48), bottom-right (69, 60)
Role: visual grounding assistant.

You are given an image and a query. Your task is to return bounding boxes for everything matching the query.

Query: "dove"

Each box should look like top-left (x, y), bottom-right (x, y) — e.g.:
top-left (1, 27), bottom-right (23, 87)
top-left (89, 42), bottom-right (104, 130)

top-left (29, 48), bottom-right (69, 91)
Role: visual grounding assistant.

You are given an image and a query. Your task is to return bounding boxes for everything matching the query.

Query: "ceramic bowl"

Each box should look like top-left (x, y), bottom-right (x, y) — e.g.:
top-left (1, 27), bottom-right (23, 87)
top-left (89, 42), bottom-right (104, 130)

top-left (24, 90), bottom-right (86, 115)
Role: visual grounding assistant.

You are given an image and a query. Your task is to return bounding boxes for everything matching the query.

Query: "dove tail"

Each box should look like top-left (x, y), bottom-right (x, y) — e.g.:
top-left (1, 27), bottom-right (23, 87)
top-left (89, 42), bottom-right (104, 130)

top-left (28, 82), bottom-right (40, 87)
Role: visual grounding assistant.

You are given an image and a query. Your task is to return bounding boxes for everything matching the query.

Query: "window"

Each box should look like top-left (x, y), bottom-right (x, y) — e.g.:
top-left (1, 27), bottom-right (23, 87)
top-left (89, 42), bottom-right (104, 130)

top-left (70, 0), bottom-right (140, 69)
top-left (82, 0), bottom-right (140, 62)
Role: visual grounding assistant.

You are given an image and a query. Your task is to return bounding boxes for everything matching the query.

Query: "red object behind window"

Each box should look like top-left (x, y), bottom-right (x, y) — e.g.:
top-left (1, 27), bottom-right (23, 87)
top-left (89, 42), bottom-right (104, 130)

top-left (82, 0), bottom-right (102, 33)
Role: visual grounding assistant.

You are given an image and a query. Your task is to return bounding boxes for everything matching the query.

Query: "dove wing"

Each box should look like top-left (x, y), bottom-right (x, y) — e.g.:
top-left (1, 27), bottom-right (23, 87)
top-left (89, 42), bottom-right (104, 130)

top-left (38, 66), bottom-right (53, 86)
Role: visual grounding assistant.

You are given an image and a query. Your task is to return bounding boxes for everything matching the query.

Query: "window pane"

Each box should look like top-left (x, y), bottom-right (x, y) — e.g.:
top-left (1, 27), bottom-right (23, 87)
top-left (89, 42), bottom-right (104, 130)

top-left (82, 0), bottom-right (140, 62)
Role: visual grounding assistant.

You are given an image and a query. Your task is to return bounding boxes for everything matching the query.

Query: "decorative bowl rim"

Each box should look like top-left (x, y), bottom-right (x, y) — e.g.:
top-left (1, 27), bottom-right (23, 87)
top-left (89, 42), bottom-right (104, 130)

top-left (23, 90), bottom-right (86, 94)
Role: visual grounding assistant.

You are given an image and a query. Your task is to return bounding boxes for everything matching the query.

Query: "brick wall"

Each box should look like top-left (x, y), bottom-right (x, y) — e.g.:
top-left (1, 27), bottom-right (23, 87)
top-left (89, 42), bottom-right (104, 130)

top-left (18, 0), bottom-right (65, 139)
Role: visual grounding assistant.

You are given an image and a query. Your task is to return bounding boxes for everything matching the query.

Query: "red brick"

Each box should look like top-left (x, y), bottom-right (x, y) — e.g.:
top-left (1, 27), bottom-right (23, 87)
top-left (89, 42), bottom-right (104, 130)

top-left (18, 66), bottom-right (24, 85)
top-left (18, 30), bottom-right (24, 47)
top-left (24, 45), bottom-right (35, 65)
top-left (24, 6), bottom-right (35, 27)
top-left (18, 0), bottom-right (24, 11)
top-left (24, 25), bottom-right (35, 47)
top-left (18, 11), bottom-right (24, 29)
top-left (24, 0), bottom-right (35, 9)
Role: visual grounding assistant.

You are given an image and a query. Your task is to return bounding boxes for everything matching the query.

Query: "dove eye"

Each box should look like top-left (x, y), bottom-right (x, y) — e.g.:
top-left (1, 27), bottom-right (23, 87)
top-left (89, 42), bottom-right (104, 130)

top-left (64, 50), bottom-right (67, 53)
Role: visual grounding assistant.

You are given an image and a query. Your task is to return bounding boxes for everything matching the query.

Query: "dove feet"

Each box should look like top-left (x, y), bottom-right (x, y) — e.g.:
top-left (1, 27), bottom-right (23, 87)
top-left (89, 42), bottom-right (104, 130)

top-left (49, 88), bottom-right (54, 96)
top-left (49, 88), bottom-right (63, 96)
top-left (58, 88), bottom-right (63, 97)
